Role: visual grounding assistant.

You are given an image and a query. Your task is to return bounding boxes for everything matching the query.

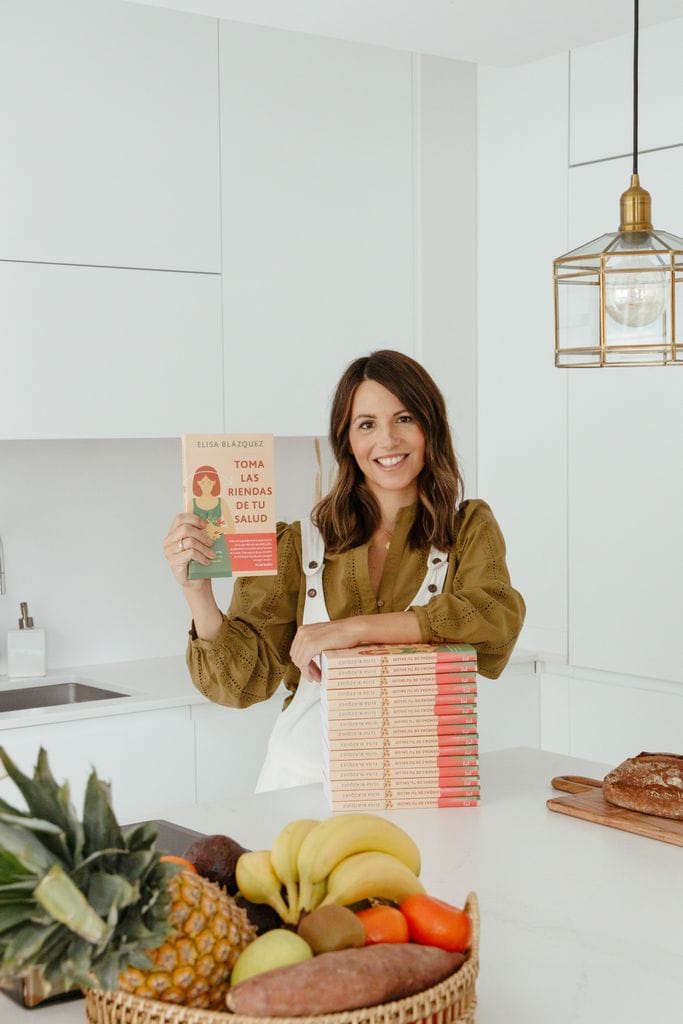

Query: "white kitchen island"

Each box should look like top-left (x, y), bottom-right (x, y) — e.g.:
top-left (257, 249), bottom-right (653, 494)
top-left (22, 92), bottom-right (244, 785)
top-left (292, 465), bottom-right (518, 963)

top-left (1, 747), bottom-right (681, 1024)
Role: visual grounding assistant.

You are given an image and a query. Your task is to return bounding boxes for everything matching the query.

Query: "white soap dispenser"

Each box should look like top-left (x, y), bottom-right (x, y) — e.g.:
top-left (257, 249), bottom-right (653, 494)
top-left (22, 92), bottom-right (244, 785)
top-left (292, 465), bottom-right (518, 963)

top-left (7, 602), bottom-right (47, 678)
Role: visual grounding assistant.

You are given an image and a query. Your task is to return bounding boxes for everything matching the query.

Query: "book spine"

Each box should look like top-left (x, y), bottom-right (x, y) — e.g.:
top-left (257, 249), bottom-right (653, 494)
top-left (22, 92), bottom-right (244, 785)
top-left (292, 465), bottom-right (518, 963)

top-left (323, 685), bottom-right (477, 703)
top-left (325, 751), bottom-right (479, 767)
top-left (325, 765), bottom-right (480, 781)
top-left (328, 796), bottom-right (481, 810)
top-left (325, 774), bottom-right (480, 791)
top-left (322, 645), bottom-right (476, 670)
top-left (324, 706), bottom-right (478, 724)
top-left (327, 787), bottom-right (481, 801)
top-left (324, 722), bottom-right (478, 740)
top-left (326, 736), bottom-right (479, 753)
top-left (325, 663), bottom-right (475, 679)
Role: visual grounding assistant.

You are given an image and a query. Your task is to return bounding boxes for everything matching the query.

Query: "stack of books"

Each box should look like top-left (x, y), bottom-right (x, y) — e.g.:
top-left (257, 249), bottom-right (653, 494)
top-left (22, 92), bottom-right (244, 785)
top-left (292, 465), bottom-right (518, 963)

top-left (320, 643), bottom-right (480, 811)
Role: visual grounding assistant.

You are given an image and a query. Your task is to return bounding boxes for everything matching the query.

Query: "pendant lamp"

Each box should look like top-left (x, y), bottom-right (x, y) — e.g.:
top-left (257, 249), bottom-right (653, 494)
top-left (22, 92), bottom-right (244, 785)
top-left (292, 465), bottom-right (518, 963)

top-left (553, 0), bottom-right (683, 367)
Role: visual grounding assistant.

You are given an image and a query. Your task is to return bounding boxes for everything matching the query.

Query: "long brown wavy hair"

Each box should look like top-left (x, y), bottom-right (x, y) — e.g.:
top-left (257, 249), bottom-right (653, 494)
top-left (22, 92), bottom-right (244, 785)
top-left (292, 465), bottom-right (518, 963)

top-left (313, 350), bottom-right (464, 553)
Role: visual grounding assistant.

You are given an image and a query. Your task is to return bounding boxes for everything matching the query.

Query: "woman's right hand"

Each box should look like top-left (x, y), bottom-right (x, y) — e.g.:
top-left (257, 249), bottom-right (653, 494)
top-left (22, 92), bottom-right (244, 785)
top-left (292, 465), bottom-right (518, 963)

top-left (163, 513), bottom-right (216, 589)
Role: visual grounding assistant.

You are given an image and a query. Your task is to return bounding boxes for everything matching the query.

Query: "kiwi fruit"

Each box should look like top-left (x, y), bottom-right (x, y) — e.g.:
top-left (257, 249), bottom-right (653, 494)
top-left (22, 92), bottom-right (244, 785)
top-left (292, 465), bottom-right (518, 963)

top-left (297, 904), bottom-right (365, 954)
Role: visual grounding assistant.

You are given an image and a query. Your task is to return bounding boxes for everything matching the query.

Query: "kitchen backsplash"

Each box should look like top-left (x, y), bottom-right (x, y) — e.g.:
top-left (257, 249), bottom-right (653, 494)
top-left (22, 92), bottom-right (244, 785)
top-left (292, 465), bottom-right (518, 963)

top-left (0, 437), bottom-right (335, 673)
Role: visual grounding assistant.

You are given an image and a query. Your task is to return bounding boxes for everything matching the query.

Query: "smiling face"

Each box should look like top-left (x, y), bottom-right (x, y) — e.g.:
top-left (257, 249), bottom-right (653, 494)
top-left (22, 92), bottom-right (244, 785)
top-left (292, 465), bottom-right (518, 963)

top-left (348, 379), bottom-right (426, 505)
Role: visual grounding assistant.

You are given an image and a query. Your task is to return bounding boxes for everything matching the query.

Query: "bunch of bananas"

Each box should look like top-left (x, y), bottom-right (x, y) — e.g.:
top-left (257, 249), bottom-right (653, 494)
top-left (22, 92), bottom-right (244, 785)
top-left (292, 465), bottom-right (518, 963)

top-left (235, 814), bottom-right (424, 925)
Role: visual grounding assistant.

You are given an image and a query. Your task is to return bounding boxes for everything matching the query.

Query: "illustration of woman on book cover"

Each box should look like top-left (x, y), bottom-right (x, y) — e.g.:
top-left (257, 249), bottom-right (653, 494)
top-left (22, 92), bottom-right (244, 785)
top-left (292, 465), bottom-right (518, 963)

top-left (189, 465), bottom-right (235, 579)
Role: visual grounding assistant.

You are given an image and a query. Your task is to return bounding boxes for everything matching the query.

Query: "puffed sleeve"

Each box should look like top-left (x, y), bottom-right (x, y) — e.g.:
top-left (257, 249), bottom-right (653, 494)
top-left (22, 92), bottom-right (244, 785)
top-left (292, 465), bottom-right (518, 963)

top-left (410, 500), bottom-right (525, 679)
top-left (186, 522), bottom-right (301, 708)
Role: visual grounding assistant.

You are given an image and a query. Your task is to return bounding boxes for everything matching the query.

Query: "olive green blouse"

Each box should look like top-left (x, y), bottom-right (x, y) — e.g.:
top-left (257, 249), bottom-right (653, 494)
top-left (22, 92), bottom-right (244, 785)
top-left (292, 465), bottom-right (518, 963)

top-left (187, 498), bottom-right (526, 710)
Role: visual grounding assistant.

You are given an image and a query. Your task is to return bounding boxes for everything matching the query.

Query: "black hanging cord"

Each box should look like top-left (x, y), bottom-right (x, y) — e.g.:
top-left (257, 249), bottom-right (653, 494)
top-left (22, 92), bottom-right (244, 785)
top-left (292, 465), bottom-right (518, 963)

top-left (633, 0), bottom-right (639, 175)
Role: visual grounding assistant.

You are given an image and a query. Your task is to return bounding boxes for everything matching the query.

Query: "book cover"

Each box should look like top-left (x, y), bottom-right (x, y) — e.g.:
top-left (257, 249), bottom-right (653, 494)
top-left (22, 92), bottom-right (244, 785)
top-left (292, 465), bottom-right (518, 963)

top-left (321, 643), bottom-right (477, 674)
top-left (181, 433), bottom-right (277, 579)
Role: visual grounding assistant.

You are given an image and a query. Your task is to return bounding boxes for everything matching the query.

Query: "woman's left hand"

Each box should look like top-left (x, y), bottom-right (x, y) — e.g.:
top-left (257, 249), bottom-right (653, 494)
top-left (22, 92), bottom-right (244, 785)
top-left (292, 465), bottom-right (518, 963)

top-left (289, 619), bottom-right (362, 683)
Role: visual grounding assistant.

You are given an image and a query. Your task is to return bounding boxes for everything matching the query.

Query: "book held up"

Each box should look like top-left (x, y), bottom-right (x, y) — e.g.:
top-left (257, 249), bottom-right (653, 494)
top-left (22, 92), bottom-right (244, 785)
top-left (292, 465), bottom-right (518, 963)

top-left (181, 433), bottom-right (277, 579)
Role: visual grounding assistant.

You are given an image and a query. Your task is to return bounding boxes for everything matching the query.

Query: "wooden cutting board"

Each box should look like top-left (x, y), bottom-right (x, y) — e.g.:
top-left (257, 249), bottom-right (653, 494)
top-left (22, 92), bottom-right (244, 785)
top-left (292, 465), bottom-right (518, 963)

top-left (547, 775), bottom-right (683, 848)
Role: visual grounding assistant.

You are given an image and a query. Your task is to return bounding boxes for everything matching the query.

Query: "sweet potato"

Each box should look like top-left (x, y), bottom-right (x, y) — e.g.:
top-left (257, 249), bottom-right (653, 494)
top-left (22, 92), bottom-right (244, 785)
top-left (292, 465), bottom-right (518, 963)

top-left (226, 943), bottom-right (466, 1016)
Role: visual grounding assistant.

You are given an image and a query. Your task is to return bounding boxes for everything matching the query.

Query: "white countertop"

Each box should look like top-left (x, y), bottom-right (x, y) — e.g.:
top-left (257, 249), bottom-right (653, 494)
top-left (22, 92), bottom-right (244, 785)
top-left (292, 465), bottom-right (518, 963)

top-left (0, 648), bottom-right (542, 730)
top-left (2, 746), bottom-right (681, 1024)
top-left (0, 655), bottom-right (202, 729)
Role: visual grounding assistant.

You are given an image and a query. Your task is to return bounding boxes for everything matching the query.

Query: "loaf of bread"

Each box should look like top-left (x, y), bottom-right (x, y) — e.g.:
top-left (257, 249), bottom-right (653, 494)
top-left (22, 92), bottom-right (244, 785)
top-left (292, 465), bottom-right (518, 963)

top-left (603, 752), bottom-right (683, 819)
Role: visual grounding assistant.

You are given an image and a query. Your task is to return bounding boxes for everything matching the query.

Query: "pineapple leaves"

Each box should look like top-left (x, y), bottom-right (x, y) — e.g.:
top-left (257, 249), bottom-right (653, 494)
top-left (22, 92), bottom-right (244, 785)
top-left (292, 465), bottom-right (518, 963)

top-left (0, 811), bottom-right (63, 834)
top-left (0, 822), bottom-right (61, 874)
top-left (0, 847), bottom-right (36, 884)
top-left (34, 865), bottom-right (106, 944)
top-left (0, 748), bottom-right (71, 836)
top-left (35, 749), bottom-right (85, 863)
top-left (83, 771), bottom-right (123, 863)
top-left (0, 749), bottom-right (196, 1000)
top-left (0, 748), bottom-right (74, 864)
top-left (122, 821), bottom-right (159, 851)
top-left (0, 902), bottom-right (50, 935)
top-left (1, 921), bottom-right (61, 973)
top-left (87, 872), bottom-right (139, 920)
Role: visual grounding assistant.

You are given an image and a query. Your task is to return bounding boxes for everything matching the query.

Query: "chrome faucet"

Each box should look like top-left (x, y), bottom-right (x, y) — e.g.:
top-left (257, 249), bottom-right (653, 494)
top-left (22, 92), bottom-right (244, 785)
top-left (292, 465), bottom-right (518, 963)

top-left (0, 535), bottom-right (5, 595)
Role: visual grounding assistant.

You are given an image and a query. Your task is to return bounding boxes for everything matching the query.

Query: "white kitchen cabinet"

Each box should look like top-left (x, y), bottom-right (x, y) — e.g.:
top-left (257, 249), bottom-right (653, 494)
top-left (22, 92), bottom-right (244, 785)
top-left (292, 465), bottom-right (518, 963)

top-left (0, 261), bottom-right (222, 439)
top-left (0, 0), bottom-right (220, 272)
top-left (192, 692), bottom-right (285, 803)
top-left (570, 17), bottom-right (683, 166)
top-left (0, 708), bottom-right (196, 823)
top-left (219, 22), bottom-right (415, 435)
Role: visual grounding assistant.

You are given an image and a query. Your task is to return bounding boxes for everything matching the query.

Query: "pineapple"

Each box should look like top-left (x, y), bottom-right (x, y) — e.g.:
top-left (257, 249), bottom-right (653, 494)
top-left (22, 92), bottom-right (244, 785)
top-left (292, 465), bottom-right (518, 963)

top-left (0, 747), bottom-right (256, 1009)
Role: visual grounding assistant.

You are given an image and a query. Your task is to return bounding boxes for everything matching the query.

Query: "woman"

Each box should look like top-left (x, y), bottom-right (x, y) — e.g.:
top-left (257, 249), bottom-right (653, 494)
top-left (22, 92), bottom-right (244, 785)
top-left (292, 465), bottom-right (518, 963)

top-left (163, 350), bottom-right (525, 791)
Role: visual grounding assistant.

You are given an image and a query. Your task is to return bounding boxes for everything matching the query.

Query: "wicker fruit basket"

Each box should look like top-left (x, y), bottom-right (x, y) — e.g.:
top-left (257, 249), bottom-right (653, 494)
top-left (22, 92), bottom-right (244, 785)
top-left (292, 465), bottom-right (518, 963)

top-left (85, 894), bottom-right (479, 1024)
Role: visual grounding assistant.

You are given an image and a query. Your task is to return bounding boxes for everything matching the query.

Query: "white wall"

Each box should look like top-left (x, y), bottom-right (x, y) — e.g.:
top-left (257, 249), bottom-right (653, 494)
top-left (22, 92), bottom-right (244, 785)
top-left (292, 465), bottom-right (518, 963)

top-left (0, 1), bottom-right (478, 673)
top-left (478, 18), bottom-right (683, 761)
top-left (477, 53), bottom-right (569, 658)
top-left (0, 436), bottom-right (334, 673)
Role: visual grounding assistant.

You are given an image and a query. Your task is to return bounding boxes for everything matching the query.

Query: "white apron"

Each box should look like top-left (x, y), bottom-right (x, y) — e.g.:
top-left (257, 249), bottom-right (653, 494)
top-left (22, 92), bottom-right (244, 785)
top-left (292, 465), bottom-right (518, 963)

top-left (254, 517), bottom-right (449, 793)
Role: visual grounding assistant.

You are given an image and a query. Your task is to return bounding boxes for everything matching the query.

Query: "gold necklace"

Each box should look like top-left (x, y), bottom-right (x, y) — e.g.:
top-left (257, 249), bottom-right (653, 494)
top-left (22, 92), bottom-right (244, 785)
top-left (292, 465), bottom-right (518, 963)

top-left (379, 527), bottom-right (393, 551)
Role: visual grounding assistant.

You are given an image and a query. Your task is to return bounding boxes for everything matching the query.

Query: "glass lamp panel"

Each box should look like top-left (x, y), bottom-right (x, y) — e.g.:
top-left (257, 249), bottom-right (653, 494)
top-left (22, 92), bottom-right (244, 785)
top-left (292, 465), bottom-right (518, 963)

top-left (651, 229), bottom-right (683, 250)
top-left (607, 231), bottom-right (665, 255)
top-left (603, 250), bottom-right (669, 330)
top-left (674, 277), bottom-right (683, 362)
top-left (555, 275), bottom-right (601, 366)
top-left (603, 284), bottom-right (671, 364)
top-left (559, 232), bottom-right (618, 260)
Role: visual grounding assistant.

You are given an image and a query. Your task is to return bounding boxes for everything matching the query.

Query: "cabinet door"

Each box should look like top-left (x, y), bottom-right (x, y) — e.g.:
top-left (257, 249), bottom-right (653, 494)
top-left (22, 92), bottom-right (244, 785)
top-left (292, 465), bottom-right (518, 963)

top-left (0, 708), bottom-right (196, 822)
top-left (0, 0), bottom-right (220, 272)
top-left (0, 261), bottom-right (222, 439)
top-left (193, 695), bottom-right (284, 803)
top-left (219, 22), bottom-right (414, 435)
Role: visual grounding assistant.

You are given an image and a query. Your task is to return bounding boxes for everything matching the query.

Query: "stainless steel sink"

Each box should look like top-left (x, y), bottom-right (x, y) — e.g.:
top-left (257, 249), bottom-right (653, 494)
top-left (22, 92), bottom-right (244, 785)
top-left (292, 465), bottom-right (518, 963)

top-left (0, 681), bottom-right (127, 713)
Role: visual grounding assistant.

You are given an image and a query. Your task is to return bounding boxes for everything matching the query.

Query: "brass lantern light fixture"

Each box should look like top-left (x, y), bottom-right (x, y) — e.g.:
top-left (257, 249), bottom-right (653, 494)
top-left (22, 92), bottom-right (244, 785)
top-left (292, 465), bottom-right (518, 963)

top-left (553, 0), bottom-right (683, 367)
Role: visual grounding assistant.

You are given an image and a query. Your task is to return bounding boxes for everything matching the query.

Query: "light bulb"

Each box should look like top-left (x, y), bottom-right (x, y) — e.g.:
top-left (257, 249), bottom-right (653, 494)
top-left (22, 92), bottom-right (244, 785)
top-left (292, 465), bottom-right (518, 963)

top-left (605, 255), bottom-right (667, 328)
